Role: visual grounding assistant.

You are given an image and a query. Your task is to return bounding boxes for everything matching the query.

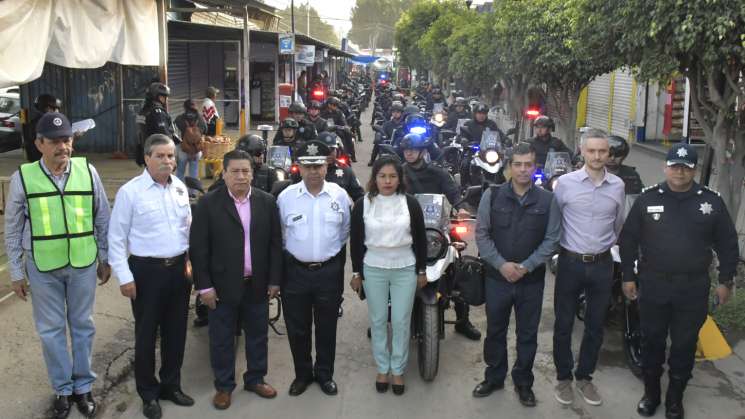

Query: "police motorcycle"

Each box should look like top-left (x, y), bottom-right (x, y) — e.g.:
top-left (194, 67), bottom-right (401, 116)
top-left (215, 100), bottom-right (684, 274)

top-left (463, 129), bottom-right (507, 188)
top-left (371, 124), bottom-right (400, 161)
top-left (324, 117), bottom-right (353, 162)
top-left (267, 145), bottom-right (300, 196)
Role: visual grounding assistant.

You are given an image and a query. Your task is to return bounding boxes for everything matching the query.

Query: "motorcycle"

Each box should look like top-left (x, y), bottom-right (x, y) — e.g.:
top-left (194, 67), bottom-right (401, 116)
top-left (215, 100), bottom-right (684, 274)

top-left (464, 129), bottom-right (506, 188)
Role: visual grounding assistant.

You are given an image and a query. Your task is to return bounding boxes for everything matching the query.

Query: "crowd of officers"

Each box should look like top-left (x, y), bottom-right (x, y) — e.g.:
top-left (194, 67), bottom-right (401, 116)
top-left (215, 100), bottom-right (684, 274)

top-left (3, 82), bottom-right (740, 419)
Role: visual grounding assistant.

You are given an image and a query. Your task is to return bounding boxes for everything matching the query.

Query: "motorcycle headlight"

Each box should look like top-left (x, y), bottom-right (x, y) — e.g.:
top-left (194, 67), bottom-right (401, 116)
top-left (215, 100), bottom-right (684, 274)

top-left (485, 150), bottom-right (499, 164)
top-left (409, 126), bottom-right (427, 135)
top-left (425, 228), bottom-right (448, 262)
top-left (434, 113), bottom-right (444, 123)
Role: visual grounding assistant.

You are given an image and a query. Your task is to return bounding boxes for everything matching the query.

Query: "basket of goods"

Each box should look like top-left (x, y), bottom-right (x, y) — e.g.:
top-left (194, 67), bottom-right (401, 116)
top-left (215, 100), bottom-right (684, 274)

top-left (202, 135), bottom-right (235, 160)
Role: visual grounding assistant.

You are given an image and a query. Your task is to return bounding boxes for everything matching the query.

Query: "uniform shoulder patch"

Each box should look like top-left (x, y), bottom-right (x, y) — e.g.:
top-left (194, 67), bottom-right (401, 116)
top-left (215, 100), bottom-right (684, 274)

top-left (641, 183), bottom-right (660, 194)
top-left (702, 186), bottom-right (721, 196)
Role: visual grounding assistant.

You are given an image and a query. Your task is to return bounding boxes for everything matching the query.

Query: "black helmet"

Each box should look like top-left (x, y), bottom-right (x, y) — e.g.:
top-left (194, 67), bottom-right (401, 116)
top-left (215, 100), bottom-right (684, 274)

top-left (236, 134), bottom-right (266, 154)
top-left (317, 131), bottom-right (339, 149)
top-left (455, 97), bottom-right (467, 107)
top-left (326, 97), bottom-right (341, 106)
top-left (281, 118), bottom-right (299, 129)
top-left (403, 104), bottom-right (420, 115)
top-left (34, 94), bottom-right (62, 112)
top-left (308, 100), bottom-right (323, 110)
top-left (473, 103), bottom-right (489, 114)
top-left (392, 93), bottom-right (405, 101)
top-left (288, 102), bottom-right (307, 114)
top-left (399, 133), bottom-right (429, 150)
top-left (405, 113), bottom-right (427, 126)
top-left (391, 101), bottom-right (405, 112)
top-left (533, 115), bottom-right (555, 130)
top-left (608, 135), bottom-right (630, 159)
top-left (147, 82), bottom-right (170, 99)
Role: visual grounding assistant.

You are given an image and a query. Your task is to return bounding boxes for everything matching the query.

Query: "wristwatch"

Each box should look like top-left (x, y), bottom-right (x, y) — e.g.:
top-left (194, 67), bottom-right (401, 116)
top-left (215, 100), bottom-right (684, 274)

top-left (352, 272), bottom-right (361, 279)
top-left (417, 270), bottom-right (426, 275)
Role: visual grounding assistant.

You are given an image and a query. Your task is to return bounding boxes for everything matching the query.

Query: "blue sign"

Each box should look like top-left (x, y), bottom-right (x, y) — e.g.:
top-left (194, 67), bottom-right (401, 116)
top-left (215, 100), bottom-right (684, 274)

top-left (279, 34), bottom-right (295, 55)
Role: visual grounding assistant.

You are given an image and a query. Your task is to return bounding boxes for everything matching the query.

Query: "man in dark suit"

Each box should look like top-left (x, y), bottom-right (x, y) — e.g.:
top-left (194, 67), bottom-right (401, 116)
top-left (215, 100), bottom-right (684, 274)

top-left (190, 149), bottom-right (283, 410)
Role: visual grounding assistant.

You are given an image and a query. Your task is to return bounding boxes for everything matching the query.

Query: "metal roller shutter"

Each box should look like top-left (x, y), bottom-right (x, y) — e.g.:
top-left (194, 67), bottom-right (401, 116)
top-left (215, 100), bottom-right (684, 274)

top-left (168, 41), bottom-right (189, 118)
top-left (586, 72), bottom-right (611, 132)
top-left (611, 68), bottom-right (633, 138)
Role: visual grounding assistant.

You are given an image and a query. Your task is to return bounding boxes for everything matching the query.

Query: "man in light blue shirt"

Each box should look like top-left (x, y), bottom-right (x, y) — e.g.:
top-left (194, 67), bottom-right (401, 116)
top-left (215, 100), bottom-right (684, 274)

top-left (551, 128), bottom-right (625, 407)
top-left (277, 141), bottom-right (351, 397)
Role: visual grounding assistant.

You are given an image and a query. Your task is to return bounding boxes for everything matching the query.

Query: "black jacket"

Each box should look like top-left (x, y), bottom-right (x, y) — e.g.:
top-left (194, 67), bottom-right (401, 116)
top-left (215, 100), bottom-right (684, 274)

top-left (528, 135), bottom-right (572, 168)
top-left (462, 119), bottom-right (502, 143)
top-left (145, 102), bottom-right (177, 141)
top-left (350, 194), bottom-right (428, 275)
top-left (307, 116), bottom-right (329, 134)
top-left (403, 162), bottom-right (461, 208)
top-left (190, 186), bottom-right (283, 305)
top-left (326, 162), bottom-right (364, 202)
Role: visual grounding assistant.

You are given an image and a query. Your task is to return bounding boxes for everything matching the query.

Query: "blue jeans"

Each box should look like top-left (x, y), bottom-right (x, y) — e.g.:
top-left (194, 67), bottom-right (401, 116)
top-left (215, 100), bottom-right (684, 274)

top-left (25, 254), bottom-right (97, 395)
top-left (552, 253), bottom-right (613, 381)
top-left (176, 145), bottom-right (201, 181)
top-left (362, 264), bottom-right (417, 375)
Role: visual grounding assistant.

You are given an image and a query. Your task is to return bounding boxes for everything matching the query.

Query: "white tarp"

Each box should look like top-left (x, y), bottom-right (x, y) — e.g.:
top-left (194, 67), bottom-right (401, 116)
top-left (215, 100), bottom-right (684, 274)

top-left (0, 0), bottom-right (159, 88)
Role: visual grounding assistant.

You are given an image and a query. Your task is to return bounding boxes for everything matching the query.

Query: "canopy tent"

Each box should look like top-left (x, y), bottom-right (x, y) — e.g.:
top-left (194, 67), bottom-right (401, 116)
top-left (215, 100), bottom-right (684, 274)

top-left (350, 55), bottom-right (381, 65)
top-left (0, 0), bottom-right (159, 88)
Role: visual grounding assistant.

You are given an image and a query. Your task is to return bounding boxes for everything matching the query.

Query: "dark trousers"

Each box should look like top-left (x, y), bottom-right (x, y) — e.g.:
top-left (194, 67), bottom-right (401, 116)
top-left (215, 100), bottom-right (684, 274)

top-left (340, 130), bottom-right (356, 161)
top-left (638, 272), bottom-right (709, 380)
top-left (484, 276), bottom-right (545, 387)
top-left (129, 257), bottom-right (190, 401)
top-left (282, 255), bottom-right (343, 382)
top-left (553, 254), bottom-right (613, 381)
top-left (208, 286), bottom-right (269, 392)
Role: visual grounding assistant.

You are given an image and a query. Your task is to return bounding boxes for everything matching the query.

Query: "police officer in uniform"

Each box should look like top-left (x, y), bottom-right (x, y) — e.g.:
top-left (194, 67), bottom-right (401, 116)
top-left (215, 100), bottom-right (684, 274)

top-left (140, 82), bottom-right (178, 166)
top-left (369, 101), bottom-right (405, 165)
top-left (527, 116), bottom-right (572, 168)
top-left (23, 94), bottom-right (62, 162)
top-left (461, 103), bottom-right (502, 144)
top-left (323, 97), bottom-right (356, 162)
top-left (272, 118), bottom-right (304, 156)
top-left (237, 134), bottom-right (279, 193)
top-left (444, 97), bottom-right (471, 131)
top-left (306, 100), bottom-right (329, 134)
top-left (606, 136), bottom-right (643, 194)
top-left (400, 133), bottom-right (481, 340)
top-left (318, 132), bottom-right (364, 202)
top-left (288, 102), bottom-right (318, 142)
top-left (619, 143), bottom-right (738, 419)
top-left (277, 141), bottom-right (351, 397)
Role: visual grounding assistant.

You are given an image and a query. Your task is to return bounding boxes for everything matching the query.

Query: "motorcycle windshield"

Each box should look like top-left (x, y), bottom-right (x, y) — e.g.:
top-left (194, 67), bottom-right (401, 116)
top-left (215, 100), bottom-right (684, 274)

top-left (544, 151), bottom-right (572, 179)
top-left (433, 102), bottom-right (444, 114)
top-left (480, 129), bottom-right (502, 152)
top-left (268, 146), bottom-right (292, 171)
top-left (456, 118), bottom-right (470, 136)
top-left (415, 194), bottom-right (451, 232)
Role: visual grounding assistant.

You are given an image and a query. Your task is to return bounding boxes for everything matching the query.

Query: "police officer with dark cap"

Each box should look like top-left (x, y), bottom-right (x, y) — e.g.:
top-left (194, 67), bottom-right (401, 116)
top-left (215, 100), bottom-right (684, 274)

top-left (288, 102), bottom-right (318, 142)
top-left (272, 118), bottom-right (304, 156)
top-left (400, 133), bottom-right (481, 340)
top-left (277, 140), bottom-right (351, 397)
top-left (605, 136), bottom-right (644, 194)
top-left (619, 143), bottom-right (738, 419)
top-left (318, 132), bottom-right (364, 202)
top-left (527, 116), bottom-right (572, 168)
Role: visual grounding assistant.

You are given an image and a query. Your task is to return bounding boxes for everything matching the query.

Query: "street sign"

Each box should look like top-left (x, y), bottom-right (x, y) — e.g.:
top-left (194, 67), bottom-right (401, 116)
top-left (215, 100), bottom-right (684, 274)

top-left (279, 33), bottom-right (295, 55)
top-left (296, 44), bottom-right (315, 65)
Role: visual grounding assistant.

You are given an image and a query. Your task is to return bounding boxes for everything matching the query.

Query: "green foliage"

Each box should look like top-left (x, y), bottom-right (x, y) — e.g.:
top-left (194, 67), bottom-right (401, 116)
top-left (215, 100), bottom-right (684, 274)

top-left (277, 4), bottom-right (340, 47)
top-left (348, 0), bottom-right (415, 50)
top-left (394, 0), bottom-right (447, 70)
top-left (713, 290), bottom-right (745, 331)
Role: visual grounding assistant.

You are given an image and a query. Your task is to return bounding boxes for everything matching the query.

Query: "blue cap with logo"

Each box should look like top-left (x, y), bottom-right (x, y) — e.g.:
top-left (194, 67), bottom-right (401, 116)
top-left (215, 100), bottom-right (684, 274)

top-left (666, 143), bottom-right (697, 169)
top-left (36, 112), bottom-right (72, 139)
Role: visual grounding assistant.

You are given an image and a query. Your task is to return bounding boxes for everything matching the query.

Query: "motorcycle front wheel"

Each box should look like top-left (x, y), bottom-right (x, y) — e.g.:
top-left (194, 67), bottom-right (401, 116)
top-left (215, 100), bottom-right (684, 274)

top-left (622, 299), bottom-right (643, 379)
top-left (418, 303), bottom-right (440, 381)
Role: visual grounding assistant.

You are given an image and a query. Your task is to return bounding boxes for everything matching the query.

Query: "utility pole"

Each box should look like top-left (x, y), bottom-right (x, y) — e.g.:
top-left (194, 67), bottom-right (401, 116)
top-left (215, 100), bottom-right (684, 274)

top-left (306, 1), bottom-right (310, 38)
top-left (291, 0), bottom-right (296, 98)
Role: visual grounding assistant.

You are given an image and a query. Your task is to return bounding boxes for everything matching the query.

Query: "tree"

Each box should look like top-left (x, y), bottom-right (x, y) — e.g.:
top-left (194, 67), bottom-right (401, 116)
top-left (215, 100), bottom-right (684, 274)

top-left (394, 0), bottom-right (449, 72)
top-left (417, 2), bottom-right (472, 81)
top-left (348, 0), bottom-right (415, 51)
top-left (608, 0), bottom-right (745, 226)
top-left (277, 4), bottom-right (340, 47)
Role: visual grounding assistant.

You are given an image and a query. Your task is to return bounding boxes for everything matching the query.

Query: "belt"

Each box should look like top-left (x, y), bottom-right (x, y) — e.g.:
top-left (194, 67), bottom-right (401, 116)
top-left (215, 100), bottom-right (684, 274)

top-left (560, 248), bottom-right (611, 264)
top-left (289, 253), bottom-right (339, 271)
top-left (130, 253), bottom-right (186, 267)
top-left (243, 275), bottom-right (253, 282)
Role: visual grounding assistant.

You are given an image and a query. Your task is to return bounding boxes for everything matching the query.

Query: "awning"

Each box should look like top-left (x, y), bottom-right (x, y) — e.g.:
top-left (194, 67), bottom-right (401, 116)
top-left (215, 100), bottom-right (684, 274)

top-left (351, 55), bottom-right (381, 65)
top-left (0, 0), bottom-right (159, 88)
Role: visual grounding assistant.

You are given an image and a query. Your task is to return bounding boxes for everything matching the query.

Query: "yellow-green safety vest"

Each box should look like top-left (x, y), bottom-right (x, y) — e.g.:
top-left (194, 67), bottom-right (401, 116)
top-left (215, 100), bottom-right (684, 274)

top-left (19, 157), bottom-right (97, 272)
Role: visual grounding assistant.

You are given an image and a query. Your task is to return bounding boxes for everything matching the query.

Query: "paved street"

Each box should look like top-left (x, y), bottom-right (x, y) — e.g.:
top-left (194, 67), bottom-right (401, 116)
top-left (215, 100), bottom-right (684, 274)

top-left (1, 112), bottom-right (744, 419)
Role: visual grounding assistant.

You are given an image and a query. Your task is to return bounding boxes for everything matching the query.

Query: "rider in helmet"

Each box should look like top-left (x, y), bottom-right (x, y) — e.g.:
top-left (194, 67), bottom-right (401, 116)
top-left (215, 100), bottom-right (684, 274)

top-left (23, 94), bottom-right (62, 162)
top-left (318, 131), bottom-right (364, 202)
top-left (141, 82), bottom-right (177, 166)
top-left (369, 101), bottom-right (406, 166)
top-left (400, 133), bottom-right (481, 341)
top-left (306, 100), bottom-right (329, 134)
top-left (527, 115), bottom-right (572, 168)
top-left (323, 96), bottom-right (356, 162)
top-left (462, 103), bottom-right (503, 144)
top-left (444, 97), bottom-right (471, 131)
top-left (237, 134), bottom-right (279, 193)
top-left (606, 135), bottom-right (643, 194)
top-left (289, 102), bottom-right (318, 142)
top-left (273, 117), bottom-right (303, 156)
top-left (427, 87), bottom-right (447, 113)
top-left (398, 113), bottom-right (441, 161)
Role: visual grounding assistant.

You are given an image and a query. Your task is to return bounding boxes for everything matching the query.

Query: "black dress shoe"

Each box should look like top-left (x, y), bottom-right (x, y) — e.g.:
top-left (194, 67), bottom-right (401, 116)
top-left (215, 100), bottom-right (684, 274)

top-left (392, 384), bottom-right (405, 396)
top-left (318, 379), bottom-right (338, 395)
top-left (289, 378), bottom-right (313, 396)
top-left (73, 392), bottom-right (97, 417)
top-left (142, 400), bottom-right (162, 419)
top-left (455, 320), bottom-right (482, 341)
top-left (159, 389), bottom-right (195, 406)
top-left (53, 395), bottom-right (72, 419)
top-left (637, 395), bottom-right (661, 417)
top-left (472, 380), bottom-right (504, 398)
top-left (515, 386), bottom-right (536, 407)
top-left (375, 381), bottom-right (389, 393)
top-left (665, 401), bottom-right (684, 419)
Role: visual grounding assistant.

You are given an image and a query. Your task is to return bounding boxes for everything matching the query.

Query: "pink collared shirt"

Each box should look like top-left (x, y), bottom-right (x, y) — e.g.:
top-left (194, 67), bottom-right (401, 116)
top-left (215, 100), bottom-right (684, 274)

top-left (229, 188), bottom-right (253, 276)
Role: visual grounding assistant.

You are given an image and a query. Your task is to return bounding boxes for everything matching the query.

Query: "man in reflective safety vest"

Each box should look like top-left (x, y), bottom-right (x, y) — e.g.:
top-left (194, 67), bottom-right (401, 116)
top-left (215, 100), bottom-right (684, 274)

top-left (4, 112), bottom-right (111, 419)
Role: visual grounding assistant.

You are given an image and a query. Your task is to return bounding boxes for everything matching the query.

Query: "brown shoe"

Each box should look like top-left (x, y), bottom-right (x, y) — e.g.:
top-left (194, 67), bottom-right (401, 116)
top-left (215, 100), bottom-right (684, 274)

top-left (244, 382), bottom-right (278, 399)
top-left (212, 391), bottom-right (231, 410)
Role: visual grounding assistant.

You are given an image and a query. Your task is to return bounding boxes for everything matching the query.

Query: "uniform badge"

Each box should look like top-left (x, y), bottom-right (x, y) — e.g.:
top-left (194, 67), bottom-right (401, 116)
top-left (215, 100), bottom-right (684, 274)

top-left (307, 143), bottom-right (319, 156)
top-left (330, 201), bottom-right (340, 212)
top-left (646, 206), bottom-right (664, 213)
top-left (699, 202), bottom-right (713, 215)
top-left (53, 117), bottom-right (63, 126)
top-left (677, 148), bottom-right (688, 157)
top-left (175, 186), bottom-right (185, 196)
top-left (335, 168), bottom-right (344, 178)
top-left (652, 213), bottom-right (661, 221)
